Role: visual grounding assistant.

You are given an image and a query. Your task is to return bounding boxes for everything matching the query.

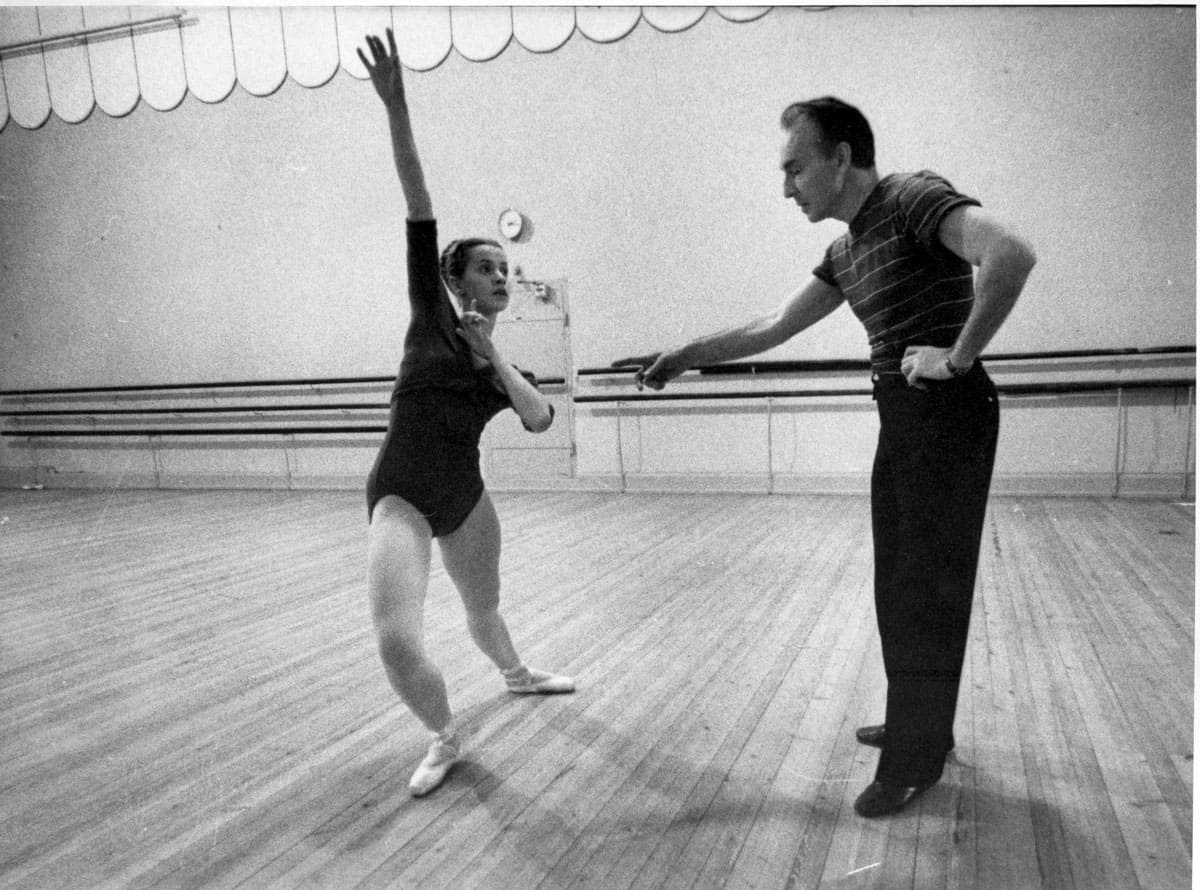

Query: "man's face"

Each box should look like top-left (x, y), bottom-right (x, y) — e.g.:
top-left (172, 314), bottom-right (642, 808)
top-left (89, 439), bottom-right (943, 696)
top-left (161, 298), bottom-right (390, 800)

top-left (780, 116), bottom-right (844, 223)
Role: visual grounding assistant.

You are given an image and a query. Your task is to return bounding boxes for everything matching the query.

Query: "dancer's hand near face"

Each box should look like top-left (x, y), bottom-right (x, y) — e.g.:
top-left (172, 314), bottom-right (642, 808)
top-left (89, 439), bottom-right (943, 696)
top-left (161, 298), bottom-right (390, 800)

top-left (457, 300), bottom-right (496, 361)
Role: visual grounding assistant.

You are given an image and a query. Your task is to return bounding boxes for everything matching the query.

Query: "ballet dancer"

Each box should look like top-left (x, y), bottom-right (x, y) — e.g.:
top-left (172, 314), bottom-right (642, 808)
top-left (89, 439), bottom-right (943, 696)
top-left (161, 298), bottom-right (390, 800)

top-left (358, 28), bottom-right (574, 798)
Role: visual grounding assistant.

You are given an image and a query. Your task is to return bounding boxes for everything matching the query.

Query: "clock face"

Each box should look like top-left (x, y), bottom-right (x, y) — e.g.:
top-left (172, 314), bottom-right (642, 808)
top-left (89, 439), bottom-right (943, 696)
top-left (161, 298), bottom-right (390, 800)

top-left (499, 209), bottom-right (525, 240)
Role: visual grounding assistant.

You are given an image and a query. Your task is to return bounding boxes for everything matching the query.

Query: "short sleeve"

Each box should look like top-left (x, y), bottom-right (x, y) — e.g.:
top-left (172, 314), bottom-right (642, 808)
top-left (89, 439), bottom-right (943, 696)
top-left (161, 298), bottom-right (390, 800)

top-left (812, 241), bottom-right (842, 289)
top-left (895, 171), bottom-right (981, 254)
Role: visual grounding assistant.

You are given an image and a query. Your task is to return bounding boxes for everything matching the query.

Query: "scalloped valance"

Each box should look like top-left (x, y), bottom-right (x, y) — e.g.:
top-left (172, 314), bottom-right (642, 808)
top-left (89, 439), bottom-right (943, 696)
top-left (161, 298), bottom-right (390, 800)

top-left (0, 6), bottom-right (772, 131)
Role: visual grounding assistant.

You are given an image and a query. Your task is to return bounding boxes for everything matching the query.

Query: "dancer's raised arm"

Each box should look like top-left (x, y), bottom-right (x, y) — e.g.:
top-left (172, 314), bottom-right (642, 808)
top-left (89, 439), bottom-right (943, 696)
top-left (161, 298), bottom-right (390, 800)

top-left (358, 28), bottom-right (432, 221)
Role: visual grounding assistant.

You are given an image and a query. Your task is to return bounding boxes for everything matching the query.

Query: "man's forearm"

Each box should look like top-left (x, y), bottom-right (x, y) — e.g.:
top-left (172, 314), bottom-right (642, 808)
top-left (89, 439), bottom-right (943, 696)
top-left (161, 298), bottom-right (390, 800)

top-left (676, 314), bottom-right (788, 369)
top-left (949, 241), bottom-right (1036, 366)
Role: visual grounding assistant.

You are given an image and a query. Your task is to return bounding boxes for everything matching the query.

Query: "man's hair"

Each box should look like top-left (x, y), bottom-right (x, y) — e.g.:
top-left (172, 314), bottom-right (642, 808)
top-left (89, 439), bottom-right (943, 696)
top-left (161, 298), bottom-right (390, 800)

top-left (780, 97), bottom-right (875, 169)
top-left (439, 237), bottom-right (503, 289)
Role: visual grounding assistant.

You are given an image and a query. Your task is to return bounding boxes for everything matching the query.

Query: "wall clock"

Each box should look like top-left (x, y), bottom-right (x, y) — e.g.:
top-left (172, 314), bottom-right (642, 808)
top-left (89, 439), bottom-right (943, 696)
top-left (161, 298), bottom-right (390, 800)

top-left (498, 208), bottom-right (527, 241)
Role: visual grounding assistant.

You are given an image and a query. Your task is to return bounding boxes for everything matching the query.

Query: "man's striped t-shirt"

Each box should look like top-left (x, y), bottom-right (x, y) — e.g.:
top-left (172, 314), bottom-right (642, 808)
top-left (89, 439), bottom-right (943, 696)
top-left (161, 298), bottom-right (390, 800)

top-left (812, 171), bottom-right (980, 375)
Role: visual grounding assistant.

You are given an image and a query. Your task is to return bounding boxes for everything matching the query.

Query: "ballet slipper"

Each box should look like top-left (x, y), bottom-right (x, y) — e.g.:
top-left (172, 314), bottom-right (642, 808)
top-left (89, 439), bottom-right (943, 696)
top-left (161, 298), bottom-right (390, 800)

top-left (503, 665), bottom-right (575, 695)
top-left (408, 732), bottom-right (460, 797)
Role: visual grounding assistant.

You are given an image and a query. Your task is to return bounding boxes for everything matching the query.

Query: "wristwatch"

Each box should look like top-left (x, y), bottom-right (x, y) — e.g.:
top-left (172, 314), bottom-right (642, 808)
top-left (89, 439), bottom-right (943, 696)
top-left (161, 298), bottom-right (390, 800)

top-left (944, 356), bottom-right (971, 378)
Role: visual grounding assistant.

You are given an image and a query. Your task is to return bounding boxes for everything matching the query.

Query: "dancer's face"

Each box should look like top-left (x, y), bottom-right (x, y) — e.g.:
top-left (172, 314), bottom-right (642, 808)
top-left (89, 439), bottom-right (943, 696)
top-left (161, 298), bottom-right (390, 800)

top-left (453, 245), bottom-right (509, 315)
top-left (780, 116), bottom-right (847, 224)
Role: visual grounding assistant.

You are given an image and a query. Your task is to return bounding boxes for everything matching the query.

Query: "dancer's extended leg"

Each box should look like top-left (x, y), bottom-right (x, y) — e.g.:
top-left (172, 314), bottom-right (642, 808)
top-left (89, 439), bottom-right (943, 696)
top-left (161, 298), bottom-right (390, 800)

top-left (439, 492), bottom-right (574, 695)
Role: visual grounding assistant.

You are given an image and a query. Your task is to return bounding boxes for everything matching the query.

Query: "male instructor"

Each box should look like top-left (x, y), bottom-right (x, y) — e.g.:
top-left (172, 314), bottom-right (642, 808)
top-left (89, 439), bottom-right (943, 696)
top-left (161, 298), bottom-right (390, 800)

top-left (614, 97), bottom-right (1036, 817)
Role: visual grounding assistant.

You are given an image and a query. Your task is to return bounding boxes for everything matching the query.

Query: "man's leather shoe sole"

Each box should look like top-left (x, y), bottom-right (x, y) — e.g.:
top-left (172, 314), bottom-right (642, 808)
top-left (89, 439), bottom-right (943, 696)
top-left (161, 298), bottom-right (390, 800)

top-left (853, 780), bottom-right (936, 818)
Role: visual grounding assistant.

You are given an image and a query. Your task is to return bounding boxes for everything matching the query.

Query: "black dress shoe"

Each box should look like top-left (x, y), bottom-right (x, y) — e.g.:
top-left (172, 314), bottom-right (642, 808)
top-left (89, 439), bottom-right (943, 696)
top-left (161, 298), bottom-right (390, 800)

top-left (854, 724), bottom-right (954, 756)
top-left (853, 780), bottom-right (935, 818)
top-left (855, 724), bottom-right (887, 748)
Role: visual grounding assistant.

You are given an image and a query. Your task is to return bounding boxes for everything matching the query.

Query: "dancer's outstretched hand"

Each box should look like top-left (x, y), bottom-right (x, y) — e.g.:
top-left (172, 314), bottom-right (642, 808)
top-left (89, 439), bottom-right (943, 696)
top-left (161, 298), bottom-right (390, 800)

top-left (357, 28), bottom-right (406, 109)
top-left (611, 351), bottom-right (685, 391)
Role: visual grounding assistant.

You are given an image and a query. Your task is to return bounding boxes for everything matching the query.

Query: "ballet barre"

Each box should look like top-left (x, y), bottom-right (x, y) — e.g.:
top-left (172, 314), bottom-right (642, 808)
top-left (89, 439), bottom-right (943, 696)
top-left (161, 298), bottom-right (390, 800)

top-left (0, 376), bottom-right (567, 438)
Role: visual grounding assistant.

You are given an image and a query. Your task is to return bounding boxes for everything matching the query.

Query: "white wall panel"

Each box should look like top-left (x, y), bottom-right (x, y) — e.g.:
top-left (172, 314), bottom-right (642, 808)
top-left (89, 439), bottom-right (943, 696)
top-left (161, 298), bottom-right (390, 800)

top-left (449, 7), bottom-right (513, 63)
top-left (155, 437), bottom-right (291, 489)
top-left (40, 6), bottom-right (94, 124)
top-left (1, 7), bottom-right (52, 129)
top-left (181, 6), bottom-right (236, 104)
top-left (84, 7), bottom-right (140, 118)
top-left (573, 411), bottom-right (623, 478)
top-left (622, 403), bottom-right (770, 475)
top-left (996, 397), bottom-right (1118, 475)
top-left (133, 12), bottom-right (187, 111)
top-left (575, 6), bottom-right (641, 43)
top-left (285, 436), bottom-right (377, 489)
top-left (1121, 393), bottom-right (1194, 475)
top-left (714, 7), bottom-right (771, 23)
top-left (641, 7), bottom-right (707, 33)
top-left (334, 6), bottom-right (393, 80)
top-left (19, 438), bottom-right (160, 489)
top-left (770, 399), bottom-right (878, 476)
top-left (391, 6), bottom-right (453, 73)
top-left (280, 6), bottom-right (339, 88)
top-left (230, 7), bottom-right (286, 97)
top-left (513, 6), bottom-right (576, 54)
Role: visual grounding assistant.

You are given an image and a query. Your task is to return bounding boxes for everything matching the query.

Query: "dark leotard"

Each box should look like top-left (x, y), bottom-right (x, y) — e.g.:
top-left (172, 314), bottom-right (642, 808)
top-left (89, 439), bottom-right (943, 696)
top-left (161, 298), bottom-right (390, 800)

top-left (366, 219), bottom-right (543, 536)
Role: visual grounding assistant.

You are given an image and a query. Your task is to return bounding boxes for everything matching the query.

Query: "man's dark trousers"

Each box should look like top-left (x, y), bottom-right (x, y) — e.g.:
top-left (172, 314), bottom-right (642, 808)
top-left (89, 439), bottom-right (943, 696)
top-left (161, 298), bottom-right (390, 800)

top-left (870, 361), bottom-right (1000, 787)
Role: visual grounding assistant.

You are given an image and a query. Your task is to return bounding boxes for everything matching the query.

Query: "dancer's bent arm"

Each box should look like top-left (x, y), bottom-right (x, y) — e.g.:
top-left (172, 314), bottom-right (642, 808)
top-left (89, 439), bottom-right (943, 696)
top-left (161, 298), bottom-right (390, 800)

top-left (457, 305), bottom-right (554, 433)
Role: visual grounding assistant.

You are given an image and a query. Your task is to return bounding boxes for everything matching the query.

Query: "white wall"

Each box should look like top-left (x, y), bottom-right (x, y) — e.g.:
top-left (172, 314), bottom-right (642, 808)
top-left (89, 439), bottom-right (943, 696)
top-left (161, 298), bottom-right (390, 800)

top-left (0, 6), bottom-right (1194, 392)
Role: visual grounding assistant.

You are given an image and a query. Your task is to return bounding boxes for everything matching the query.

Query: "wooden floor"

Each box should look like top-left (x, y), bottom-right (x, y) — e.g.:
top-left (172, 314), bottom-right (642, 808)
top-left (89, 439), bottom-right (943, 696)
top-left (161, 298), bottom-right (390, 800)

top-left (0, 489), bottom-right (1192, 890)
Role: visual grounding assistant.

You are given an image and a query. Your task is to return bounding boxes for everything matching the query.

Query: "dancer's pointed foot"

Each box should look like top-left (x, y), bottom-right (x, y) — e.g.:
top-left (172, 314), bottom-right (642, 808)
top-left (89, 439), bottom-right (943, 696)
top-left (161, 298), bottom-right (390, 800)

top-left (503, 665), bottom-right (575, 695)
top-left (408, 734), bottom-right (460, 797)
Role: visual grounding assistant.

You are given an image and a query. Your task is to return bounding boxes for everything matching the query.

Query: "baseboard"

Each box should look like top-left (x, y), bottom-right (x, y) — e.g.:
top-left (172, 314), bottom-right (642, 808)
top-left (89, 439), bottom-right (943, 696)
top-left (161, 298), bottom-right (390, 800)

top-left (990, 473), bottom-right (1115, 497)
top-left (156, 473), bottom-right (292, 490)
top-left (769, 473), bottom-right (871, 495)
top-left (1114, 473), bottom-right (1194, 500)
top-left (485, 475), bottom-right (586, 492)
top-left (285, 473), bottom-right (363, 491)
top-left (0, 467), bottom-right (39, 489)
top-left (621, 473), bottom-right (770, 494)
top-left (12, 470), bottom-right (162, 490)
top-left (561, 474), bottom-right (625, 492)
